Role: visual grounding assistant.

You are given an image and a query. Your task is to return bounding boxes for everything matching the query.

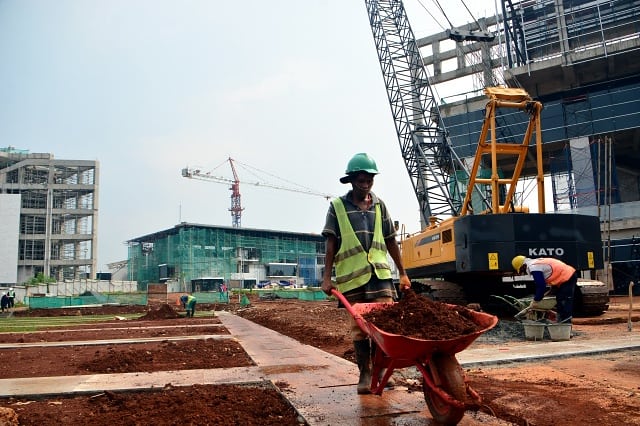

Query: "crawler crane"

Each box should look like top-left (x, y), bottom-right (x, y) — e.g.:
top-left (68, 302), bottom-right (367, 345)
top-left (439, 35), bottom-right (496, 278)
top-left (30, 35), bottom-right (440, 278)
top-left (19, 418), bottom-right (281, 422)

top-left (364, 0), bottom-right (609, 315)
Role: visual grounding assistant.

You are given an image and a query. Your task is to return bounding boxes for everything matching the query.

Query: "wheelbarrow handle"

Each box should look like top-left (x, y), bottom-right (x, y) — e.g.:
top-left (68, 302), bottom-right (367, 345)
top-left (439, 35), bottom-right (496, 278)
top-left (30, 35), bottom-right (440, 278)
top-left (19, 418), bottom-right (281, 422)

top-left (514, 306), bottom-right (530, 319)
top-left (331, 289), bottom-right (361, 320)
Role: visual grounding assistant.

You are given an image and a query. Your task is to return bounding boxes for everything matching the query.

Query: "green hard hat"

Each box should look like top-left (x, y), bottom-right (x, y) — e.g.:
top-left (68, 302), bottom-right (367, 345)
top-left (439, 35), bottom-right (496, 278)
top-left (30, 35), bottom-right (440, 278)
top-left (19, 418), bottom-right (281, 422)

top-left (340, 153), bottom-right (379, 183)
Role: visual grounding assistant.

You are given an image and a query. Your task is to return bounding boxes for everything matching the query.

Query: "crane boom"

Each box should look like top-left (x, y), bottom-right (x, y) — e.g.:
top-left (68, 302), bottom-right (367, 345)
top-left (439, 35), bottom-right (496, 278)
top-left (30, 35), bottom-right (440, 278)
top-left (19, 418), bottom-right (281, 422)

top-left (364, 0), bottom-right (467, 223)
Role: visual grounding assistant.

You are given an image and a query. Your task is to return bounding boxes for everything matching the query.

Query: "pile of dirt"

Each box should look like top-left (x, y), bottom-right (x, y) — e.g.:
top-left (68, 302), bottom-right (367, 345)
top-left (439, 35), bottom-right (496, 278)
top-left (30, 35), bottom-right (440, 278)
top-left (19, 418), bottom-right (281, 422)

top-left (137, 303), bottom-right (181, 320)
top-left (3, 383), bottom-right (303, 426)
top-left (0, 339), bottom-right (254, 378)
top-left (15, 305), bottom-right (148, 317)
top-left (78, 339), bottom-right (253, 374)
top-left (362, 289), bottom-right (482, 340)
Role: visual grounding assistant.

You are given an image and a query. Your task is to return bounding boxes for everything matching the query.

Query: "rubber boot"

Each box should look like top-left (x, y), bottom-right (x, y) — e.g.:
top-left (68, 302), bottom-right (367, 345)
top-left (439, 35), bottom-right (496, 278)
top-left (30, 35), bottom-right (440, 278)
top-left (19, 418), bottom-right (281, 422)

top-left (353, 339), bottom-right (372, 394)
top-left (371, 342), bottom-right (395, 388)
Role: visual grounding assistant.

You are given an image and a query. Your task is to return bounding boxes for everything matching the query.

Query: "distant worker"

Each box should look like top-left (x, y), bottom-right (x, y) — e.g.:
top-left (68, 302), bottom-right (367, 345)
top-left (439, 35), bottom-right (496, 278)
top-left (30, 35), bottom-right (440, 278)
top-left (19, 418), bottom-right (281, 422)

top-left (180, 294), bottom-right (197, 318)
top-left (1, 293), bottom-right (8, 312)
top-left (512, 255), bottom-right (577, 323)
top-left (7, 288), bottom-right (15, 308)
top-left (220, 283), bottom-right (229, 301)
top-left (321, 153), bottom-right (411, 394)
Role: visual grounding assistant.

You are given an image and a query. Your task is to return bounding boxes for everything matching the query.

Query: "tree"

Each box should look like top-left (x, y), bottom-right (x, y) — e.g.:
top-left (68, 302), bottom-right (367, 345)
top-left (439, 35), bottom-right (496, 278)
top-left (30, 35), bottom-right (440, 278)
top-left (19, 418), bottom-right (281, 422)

top-left (25, 273), bottom-right (56, 292)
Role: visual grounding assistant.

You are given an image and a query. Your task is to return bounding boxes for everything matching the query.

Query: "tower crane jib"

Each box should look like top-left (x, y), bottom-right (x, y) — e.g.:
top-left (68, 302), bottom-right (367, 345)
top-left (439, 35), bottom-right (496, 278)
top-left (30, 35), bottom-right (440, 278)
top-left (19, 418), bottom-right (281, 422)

top-left (181, 157), bottom-right (333, 228)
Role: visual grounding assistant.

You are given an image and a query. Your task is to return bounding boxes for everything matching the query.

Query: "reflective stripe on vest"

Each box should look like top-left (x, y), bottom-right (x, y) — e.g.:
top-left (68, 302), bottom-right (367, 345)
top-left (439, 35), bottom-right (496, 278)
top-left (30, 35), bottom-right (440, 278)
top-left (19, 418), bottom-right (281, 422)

top-left (332, 198), bottom-right (391, 293)
top-left (531, 258), bottom-right (576, 286)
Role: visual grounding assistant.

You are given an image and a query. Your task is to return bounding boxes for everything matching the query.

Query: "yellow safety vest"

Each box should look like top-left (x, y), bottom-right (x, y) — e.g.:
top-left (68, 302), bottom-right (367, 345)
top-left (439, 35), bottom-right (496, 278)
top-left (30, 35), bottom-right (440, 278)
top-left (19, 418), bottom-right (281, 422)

top-left (332, 198), bottom-right (392, 293)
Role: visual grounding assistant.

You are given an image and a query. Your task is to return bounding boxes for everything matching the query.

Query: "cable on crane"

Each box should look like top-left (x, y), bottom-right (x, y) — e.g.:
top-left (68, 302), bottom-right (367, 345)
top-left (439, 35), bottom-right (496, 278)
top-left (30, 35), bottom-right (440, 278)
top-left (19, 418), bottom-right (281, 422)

top-left (430, 0), bottom-right (453, 28)
top-left (232, 158), bottom-right (329, 197)
top-left (419, 0), bottom-right (486, 34)
top-left (414, 0), bottom-right (495, 42)
top-left (415, 0), bottom-right (447, 32)
top-left (460, 0), bottom-right (483, 31)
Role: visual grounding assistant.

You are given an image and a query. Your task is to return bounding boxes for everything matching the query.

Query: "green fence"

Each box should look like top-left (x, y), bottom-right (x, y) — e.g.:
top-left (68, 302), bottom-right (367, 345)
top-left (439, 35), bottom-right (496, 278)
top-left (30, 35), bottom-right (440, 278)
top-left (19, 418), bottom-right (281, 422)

top-left (297, 289), bottom-right (327, 301)
top-left (193, 292), bottom-right (230, 303)
top-left (253, 288), bottom-right (327, 301)
top-left (197, 289), bottom-right (326, 302)
top-left (25, 288), bottom-right (326, 309)
top-left (26, 293), bottom-right (148, 309)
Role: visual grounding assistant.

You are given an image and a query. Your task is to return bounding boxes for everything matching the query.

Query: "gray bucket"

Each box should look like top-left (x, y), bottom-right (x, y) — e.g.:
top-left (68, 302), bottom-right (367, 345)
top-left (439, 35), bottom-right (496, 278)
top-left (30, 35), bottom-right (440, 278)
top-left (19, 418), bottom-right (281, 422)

top-left (522, 321), bottom-right (545, 341)
top-left (547, 323), bottom-right (572, 341)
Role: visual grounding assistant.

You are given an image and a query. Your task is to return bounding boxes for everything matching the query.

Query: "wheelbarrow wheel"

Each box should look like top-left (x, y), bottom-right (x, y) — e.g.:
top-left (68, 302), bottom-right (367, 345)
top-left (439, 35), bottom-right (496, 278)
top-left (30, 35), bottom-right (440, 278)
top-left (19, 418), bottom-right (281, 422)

top-left (423, 353), bottom-right (466, 425)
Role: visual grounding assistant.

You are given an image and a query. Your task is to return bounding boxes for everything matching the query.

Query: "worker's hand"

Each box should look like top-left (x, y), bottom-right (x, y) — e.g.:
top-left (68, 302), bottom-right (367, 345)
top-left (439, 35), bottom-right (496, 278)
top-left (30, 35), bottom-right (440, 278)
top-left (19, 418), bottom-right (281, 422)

top-left (398, 274), bottom-right (411, 292)
top-left (321, 279), bottom-right (335, 296)
top-left (529, 300), bottom-right (540, 310)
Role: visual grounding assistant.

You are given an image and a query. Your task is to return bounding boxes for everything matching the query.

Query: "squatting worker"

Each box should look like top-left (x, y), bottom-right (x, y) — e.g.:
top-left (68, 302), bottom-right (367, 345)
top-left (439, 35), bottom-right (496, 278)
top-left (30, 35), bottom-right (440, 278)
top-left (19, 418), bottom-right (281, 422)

top-left (321, 152), bottom-right (411, 395)
top-left (180, 294), bottom-right (197, 318)
top-left (512, 255), bottom-right (577, 323)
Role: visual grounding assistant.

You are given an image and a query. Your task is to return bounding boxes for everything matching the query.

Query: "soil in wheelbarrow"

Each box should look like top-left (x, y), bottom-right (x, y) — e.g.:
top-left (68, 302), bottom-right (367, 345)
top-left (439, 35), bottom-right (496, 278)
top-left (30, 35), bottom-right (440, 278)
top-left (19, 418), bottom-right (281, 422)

top-left (362, 289), bottom-right (483, 340)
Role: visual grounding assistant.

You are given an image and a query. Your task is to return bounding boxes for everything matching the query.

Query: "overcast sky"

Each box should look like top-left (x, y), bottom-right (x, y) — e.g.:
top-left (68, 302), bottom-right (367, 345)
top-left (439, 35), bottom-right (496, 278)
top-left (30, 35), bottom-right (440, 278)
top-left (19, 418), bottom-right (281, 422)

top-left (0, 0), bottom-right (500, 271)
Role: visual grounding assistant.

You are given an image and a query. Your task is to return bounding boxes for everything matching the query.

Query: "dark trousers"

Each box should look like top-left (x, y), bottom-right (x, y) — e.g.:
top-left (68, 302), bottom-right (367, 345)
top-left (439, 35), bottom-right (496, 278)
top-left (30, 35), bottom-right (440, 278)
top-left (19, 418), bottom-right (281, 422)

top-left (553, 273), bottom-right (577, 323)
top-left (186, 303), bottom-right (196, 317)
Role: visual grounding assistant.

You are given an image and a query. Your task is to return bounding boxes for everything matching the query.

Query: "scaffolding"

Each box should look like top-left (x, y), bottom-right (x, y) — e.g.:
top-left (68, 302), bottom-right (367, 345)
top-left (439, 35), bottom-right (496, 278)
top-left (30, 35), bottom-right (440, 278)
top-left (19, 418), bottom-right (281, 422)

top-left (503, 0), bottom-right (640, 68)
top-left (127, 224), bottom-right (324, 290)
top-left (550, 136), bottom-right (620, 211)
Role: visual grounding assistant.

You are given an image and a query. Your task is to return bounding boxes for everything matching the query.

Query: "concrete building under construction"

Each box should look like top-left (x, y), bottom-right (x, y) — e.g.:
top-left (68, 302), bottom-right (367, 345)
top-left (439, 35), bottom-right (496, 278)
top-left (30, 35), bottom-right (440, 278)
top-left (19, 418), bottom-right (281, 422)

top-left (0, 147), bottom-right (99, 284)
top-left (417, 0), bottom-right (639, 293)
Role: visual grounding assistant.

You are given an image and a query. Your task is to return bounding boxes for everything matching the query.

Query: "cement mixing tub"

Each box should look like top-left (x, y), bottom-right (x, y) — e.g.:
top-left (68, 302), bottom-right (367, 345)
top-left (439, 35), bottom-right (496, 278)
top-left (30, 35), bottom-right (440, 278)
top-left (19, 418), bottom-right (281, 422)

top-left (547, 323), bottom-right (572, 341)
top-left (522, 320), bottom-right (545, 341)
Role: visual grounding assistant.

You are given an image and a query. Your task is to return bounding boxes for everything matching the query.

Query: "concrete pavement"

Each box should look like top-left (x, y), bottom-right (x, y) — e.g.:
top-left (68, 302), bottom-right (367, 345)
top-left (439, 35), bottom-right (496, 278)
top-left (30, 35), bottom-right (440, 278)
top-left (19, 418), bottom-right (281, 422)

top-left (0, 312), bottom-right (638, 425)
top-left (458, 332), bottom-right (640, 366)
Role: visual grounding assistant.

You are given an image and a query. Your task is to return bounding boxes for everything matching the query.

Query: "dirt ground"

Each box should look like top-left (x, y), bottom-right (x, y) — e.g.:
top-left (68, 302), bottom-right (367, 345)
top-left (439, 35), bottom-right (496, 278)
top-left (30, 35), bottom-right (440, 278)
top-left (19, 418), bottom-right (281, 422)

top-left (0, 295), bottom-right (639, 425)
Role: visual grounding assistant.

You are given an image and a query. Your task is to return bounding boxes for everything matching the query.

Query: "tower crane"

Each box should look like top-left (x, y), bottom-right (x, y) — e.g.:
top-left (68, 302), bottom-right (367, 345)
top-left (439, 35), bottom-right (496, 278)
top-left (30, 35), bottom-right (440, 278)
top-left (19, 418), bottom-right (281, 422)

top-left (228, 158), bottom-right (243, 228)
top-left (181, 157), bottom-right (333, 228)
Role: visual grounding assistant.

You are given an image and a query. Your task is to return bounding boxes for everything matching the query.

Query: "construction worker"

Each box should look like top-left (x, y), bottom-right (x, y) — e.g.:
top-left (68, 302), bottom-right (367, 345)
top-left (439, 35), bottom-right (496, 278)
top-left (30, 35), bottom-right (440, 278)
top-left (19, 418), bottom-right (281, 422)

top-left (1, 293), bottom-right (8, 312)
top-left (512, 255), bottom-right (577, 323)
top-left (7, 288), bottom-right (15, 308)
top-left (180, 294), bottom-right (197, 318)
top-left (321, 153), bottom-right (411, 394)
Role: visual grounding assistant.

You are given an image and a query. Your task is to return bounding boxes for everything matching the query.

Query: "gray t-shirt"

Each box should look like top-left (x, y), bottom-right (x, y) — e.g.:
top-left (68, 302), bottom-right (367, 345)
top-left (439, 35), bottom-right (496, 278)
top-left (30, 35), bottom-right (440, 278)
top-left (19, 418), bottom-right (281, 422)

top-left (322, 191), bottom-right (397, 250)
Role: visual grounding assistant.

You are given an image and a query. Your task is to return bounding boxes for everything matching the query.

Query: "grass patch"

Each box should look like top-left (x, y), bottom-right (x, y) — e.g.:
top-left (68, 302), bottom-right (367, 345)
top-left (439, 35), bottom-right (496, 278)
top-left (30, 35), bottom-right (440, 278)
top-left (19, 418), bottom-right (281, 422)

top-left (0, 314), bottom-right (142, 333)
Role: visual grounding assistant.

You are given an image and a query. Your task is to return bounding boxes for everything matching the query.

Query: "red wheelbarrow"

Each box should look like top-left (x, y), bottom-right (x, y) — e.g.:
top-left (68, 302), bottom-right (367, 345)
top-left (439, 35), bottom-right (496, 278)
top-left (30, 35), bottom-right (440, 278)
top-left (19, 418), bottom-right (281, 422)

top-left (332, 289), bottom-right (498, 425)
